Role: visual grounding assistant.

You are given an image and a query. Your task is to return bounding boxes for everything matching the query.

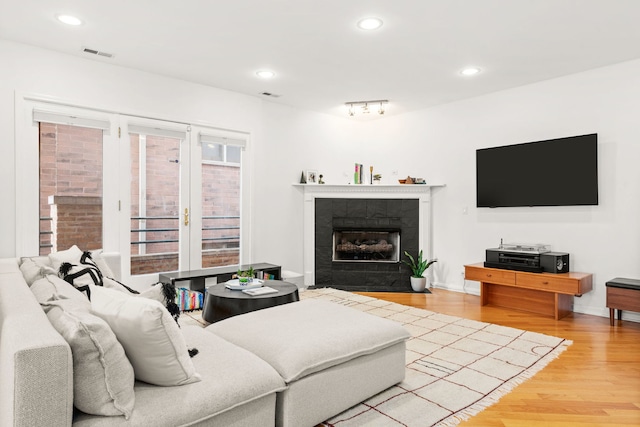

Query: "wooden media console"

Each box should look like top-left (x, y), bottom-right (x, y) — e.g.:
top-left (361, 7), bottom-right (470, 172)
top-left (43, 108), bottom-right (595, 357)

top-left (465, 263), bottom-right (593, 320)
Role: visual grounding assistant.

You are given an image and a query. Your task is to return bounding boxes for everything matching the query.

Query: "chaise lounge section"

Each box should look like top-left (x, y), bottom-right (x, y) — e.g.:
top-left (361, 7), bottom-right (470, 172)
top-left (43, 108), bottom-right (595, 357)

top-left (208, 299), bottom-right (410, 427)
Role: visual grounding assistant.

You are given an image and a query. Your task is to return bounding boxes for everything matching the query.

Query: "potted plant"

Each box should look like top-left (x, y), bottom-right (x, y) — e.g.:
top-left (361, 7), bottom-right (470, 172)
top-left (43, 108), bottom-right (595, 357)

top-left (236, 267), bottom-right (255, 285)
top-left (402, 250), bottom-right (437, 292)
top-left (373, 174), bottom-right (382, 184)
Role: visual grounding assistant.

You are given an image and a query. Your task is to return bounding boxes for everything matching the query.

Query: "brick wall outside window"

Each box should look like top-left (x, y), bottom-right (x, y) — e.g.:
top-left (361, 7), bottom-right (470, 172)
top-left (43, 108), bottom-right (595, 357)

top-left (39, 123), bottom-right (103, 255)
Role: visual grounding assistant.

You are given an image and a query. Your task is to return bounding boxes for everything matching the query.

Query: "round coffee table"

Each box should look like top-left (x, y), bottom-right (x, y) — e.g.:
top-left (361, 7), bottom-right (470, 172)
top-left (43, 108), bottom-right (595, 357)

top-left (202, 280), bottom-right (299, 323)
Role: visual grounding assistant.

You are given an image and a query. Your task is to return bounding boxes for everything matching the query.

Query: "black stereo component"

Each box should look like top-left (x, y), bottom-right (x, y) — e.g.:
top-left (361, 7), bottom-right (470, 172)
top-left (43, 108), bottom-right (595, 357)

top-left (484, 248), bottom-right (570, 274)
top-left (484, 248), bottom-right (543, 273)
top-left (540, 252), bottom-right (570, 274)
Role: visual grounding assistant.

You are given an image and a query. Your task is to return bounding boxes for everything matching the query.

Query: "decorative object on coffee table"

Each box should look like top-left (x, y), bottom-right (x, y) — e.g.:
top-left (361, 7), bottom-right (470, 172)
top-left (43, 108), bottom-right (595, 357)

top-left (402, 250), bottom-right (437, 292)
top-left (235, 266), bottom-right (255, 284)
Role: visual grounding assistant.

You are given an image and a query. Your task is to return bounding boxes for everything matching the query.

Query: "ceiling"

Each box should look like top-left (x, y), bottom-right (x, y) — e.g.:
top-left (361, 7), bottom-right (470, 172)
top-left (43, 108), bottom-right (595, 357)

top-left (2, 0), bottom-right (640, 118)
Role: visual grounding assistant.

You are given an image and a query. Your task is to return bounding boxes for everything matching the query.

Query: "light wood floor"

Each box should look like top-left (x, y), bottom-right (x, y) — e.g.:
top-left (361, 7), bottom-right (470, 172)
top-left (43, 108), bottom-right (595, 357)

top-left (356, 288), bottom-right (640, 426)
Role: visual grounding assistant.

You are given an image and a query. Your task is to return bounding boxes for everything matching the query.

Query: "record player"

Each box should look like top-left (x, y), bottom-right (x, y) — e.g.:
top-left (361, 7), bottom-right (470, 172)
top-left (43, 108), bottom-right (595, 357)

top-left (484, 241), bottom-right (569, 273)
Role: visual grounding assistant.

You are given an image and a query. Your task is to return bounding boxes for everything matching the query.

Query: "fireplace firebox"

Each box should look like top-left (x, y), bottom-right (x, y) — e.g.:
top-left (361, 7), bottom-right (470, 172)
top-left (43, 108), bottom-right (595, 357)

top-left (333, 230), bottom-right (400, 262)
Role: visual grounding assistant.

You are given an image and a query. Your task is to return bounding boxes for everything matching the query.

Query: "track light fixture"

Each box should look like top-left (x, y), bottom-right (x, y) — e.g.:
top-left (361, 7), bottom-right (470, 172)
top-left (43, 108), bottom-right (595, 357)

top-left (345, 100), bottom-right (388, 116)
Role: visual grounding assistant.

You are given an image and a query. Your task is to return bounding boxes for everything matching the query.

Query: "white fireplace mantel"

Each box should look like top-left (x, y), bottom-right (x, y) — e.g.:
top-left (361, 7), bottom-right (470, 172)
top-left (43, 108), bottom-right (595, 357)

top-left (295, 183), bottom-right (444, 286)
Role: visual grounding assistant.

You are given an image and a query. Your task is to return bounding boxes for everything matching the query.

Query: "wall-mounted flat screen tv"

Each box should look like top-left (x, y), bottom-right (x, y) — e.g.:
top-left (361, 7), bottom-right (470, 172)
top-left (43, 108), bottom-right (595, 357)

top-left (476, 133), bottom-right (598, 208)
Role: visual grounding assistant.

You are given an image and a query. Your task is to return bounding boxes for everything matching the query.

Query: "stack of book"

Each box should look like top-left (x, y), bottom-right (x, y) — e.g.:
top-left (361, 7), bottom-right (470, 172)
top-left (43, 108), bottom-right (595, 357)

top-left (176, 288), bottom-right (204, 311)
top-left (257, 271), bottom-right (276, 280)
top-left (354, 163), bottom-right (364, 184)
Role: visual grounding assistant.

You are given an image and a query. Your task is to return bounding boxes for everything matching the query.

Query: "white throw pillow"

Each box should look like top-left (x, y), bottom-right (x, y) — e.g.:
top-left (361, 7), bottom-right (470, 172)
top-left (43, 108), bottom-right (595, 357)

top-left (48, 245), bottom-right (84, 272)
top-left (90, 250), bottom-right (116, 279)
top-left (43, 298), bottom-right (135, 418)
top-left (90, 286), bottom-right (201, 386)
top-left (31, 275), bottom-right (88, 305)
top-left (19, 257), bottom-right (57, 286)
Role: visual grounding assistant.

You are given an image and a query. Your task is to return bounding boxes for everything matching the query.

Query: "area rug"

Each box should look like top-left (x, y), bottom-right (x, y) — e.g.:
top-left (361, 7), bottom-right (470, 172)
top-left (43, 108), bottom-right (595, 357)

top-left (299, 288), bottom-right (572, 427)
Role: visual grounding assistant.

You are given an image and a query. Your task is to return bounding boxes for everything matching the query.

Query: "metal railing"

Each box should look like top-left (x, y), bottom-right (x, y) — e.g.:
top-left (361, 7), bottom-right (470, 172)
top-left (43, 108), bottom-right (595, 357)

top-left (130, 215), bottom-right (240, 246)
top-left (39, 215), bottom-right (240, 250)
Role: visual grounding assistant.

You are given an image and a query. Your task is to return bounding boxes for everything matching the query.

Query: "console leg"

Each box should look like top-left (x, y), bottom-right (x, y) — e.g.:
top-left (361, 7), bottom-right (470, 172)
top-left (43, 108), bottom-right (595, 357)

top-left (609, 308), bottom-right (614, 326)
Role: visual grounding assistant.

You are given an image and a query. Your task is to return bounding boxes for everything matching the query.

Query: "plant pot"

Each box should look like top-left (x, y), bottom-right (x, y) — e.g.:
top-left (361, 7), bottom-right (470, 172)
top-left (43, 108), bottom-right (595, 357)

top-left (410, 276), bottom-right (427, 292)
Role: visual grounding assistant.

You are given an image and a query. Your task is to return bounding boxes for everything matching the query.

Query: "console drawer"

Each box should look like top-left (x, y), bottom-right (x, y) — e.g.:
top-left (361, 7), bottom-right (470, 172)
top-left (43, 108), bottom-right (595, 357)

top-left (515, 274), bottom-right (579, 294)
top-left (465, 266), bottom-right (515, 286)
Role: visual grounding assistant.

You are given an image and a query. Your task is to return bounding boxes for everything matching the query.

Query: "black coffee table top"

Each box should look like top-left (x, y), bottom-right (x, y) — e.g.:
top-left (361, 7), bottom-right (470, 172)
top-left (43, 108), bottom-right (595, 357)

top-left (203, 280), bottom-right (299, 323)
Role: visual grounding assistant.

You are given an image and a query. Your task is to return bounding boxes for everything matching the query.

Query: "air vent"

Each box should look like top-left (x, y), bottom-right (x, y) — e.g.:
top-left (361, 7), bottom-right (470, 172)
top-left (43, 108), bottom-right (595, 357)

top-left (260, 92), bottom-right (281, 98)
top-left (82, 47), bottom-right (113, 58)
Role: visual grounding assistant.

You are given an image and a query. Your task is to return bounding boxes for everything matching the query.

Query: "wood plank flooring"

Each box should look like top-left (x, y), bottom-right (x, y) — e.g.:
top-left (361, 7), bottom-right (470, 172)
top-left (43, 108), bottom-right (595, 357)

top-left (357, 288), bottom-right (640, 426)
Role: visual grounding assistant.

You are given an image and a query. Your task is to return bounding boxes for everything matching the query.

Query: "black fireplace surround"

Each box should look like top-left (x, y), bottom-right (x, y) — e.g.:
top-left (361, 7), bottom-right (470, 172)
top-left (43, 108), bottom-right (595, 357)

top-left (315, 198), bottom-right (419, 292)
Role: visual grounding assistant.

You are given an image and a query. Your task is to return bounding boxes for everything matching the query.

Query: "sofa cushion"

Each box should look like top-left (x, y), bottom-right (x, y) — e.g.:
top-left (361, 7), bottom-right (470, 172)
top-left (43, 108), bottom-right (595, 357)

top-left (90, 286), bottom-right (201, 386)
top-left (207, 299), bottom-right (411, 383)
top-left (42, 298), bottom-right (135, 419)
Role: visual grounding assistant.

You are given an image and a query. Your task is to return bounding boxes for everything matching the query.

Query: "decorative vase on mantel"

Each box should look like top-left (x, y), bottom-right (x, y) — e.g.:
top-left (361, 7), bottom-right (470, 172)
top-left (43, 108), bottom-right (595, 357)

top-left (410, 276), bottom-right (427, 292)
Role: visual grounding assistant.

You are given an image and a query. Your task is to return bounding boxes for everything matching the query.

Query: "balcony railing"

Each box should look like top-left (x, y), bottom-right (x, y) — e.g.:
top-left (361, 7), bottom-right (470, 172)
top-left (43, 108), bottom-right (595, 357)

top-left (39, 215), bottom-right (240, 251)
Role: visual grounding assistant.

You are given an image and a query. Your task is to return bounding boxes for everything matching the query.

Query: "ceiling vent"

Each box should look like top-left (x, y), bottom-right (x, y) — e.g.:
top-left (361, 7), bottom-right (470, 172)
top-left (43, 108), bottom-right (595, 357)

top-left (82, 47), bottom-right (113, 58)
top-left (260, 92), bottom-right (281, 98)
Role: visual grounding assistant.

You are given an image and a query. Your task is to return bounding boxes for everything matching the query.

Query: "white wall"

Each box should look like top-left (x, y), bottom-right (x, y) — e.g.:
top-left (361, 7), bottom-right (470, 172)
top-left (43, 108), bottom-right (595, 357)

top-left (255, 59), bottom-right (640, 321)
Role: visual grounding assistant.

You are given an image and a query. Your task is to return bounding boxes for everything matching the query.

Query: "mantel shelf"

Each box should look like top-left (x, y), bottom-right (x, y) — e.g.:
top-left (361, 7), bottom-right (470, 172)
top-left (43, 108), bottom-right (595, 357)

top-left (293, 183), bottom-right (445, 188)
top-left (293, 183), bottom-right (445, 194)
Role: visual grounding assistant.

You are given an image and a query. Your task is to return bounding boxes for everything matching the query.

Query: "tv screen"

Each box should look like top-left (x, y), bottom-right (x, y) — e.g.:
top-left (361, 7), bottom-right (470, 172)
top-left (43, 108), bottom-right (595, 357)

top-left (476, 134), bottom-right (598, 207)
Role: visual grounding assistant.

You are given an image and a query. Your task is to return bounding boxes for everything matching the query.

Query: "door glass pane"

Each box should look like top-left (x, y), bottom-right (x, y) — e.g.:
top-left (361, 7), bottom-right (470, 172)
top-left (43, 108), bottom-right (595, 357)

top-left (39, 123), bottom-right (103, 255)
top-left (201, 146), bottom-right (240, 268)
top-left (130, 133), bottom-right (181, 275)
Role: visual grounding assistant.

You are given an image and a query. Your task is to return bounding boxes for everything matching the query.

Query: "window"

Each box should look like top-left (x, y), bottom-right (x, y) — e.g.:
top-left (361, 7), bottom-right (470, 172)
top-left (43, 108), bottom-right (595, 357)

top-left (34, 110), bottom-right (109, 255)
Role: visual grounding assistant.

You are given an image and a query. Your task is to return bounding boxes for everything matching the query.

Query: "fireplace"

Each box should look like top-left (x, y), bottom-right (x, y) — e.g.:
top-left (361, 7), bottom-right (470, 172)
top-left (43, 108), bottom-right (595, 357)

top-left (333, 230), bottom-right (400, 262)
top-left (299, 183), bottom-right (439, 292)
top-left (315, 198), bottom-right (419, 292)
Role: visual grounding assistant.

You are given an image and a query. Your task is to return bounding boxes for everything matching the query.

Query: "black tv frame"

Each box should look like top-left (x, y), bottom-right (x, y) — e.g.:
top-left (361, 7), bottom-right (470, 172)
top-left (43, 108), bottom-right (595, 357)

top-left (476, 134), bottom-right (598, 208)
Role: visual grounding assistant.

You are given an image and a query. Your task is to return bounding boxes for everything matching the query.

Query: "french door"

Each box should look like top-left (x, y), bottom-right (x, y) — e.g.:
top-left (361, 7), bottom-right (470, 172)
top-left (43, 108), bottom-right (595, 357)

top-left (125, 118), bottom-right (244, 279)
top-left (19, 98), bottom-right (245, 283)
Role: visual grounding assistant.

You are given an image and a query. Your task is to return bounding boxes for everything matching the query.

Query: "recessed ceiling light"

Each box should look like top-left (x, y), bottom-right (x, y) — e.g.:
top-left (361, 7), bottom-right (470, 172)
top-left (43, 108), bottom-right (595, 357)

top-left (357, 17), bottom-right (383, 30)
top-left (460, 67), bottom-right (481, 76)
top-left (57, 14), bottom-right (83, 26)
top-left (256, 70), bottom-right (275, 79)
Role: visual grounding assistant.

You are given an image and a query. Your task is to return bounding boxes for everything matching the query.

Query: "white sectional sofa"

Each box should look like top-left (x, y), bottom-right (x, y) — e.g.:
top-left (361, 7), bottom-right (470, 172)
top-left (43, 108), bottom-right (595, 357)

top-left (0, 253), bottom-right (409, 427)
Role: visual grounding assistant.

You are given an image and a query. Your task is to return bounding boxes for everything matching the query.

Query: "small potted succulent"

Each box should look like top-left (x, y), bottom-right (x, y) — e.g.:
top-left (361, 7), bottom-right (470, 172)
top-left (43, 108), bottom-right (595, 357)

top-left (402, 250), bottom-right (437, 292)
top-left (373, 174), bottom-right (382, 184)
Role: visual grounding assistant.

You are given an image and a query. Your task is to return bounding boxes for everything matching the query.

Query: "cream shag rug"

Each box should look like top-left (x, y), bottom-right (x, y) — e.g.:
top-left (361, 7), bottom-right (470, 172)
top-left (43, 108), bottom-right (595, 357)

top-left (299, 288), bottom-right (572, 427)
